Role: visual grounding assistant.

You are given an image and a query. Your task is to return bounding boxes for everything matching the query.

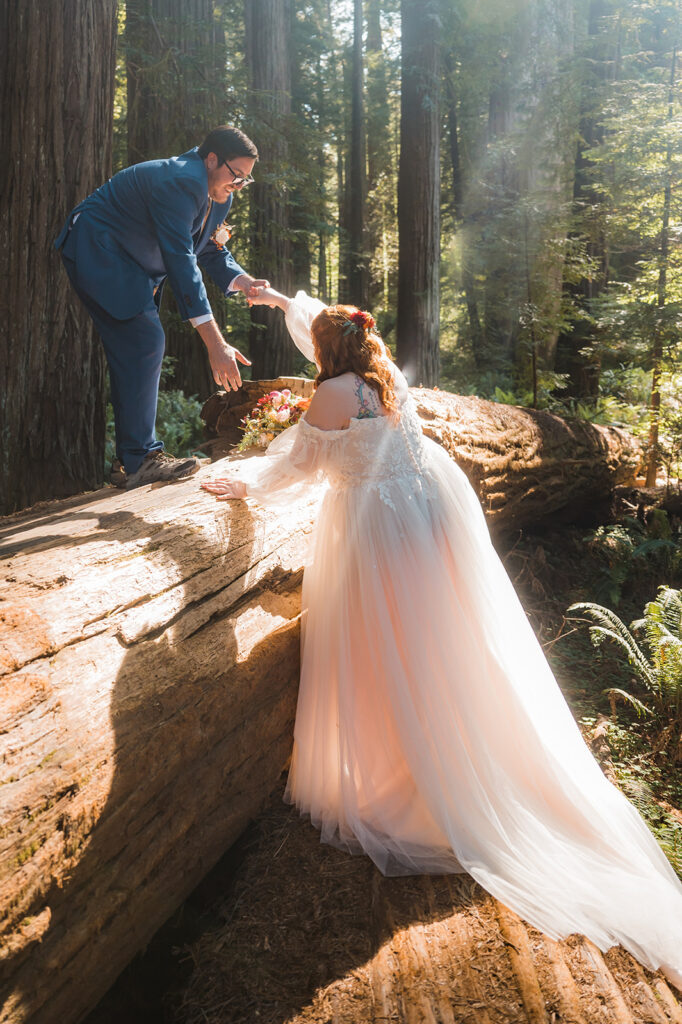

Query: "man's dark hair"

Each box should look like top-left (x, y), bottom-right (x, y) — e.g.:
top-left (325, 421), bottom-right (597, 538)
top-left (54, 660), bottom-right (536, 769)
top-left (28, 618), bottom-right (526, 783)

top-left (198, 126), bottom-right (258, 162)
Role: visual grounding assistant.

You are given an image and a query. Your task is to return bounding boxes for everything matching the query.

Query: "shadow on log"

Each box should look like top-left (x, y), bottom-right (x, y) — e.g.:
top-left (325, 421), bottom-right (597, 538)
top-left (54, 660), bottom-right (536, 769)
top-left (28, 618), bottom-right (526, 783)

top-left (0, 381), bottom-right (641, 1024)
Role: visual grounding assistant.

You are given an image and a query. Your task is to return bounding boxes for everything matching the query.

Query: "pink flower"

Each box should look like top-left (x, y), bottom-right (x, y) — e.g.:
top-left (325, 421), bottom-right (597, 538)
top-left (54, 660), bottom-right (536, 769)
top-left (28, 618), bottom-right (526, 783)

top-left (275, 407), bottom-right (291, 423)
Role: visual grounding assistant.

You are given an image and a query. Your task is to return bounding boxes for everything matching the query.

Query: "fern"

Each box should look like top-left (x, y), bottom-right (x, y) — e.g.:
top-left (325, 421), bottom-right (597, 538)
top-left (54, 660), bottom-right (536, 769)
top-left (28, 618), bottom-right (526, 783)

top-left (569, 588), bottom-right (682, 760)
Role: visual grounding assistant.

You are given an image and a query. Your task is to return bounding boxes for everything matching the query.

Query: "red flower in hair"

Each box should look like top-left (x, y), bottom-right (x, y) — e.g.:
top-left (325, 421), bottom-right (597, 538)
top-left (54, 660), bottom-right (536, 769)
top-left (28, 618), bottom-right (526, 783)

top-left (350, 309), bottom-right (376, 332)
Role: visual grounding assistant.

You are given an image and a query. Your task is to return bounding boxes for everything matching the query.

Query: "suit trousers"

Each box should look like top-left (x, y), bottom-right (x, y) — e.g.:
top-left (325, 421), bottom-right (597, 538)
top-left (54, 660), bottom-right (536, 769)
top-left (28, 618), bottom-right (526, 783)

top-left (62, 254), bottom-right (165, 475)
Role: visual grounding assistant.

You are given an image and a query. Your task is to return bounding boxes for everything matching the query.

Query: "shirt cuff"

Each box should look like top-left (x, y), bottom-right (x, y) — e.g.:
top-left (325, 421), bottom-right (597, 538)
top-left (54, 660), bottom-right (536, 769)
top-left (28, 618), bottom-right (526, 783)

top-left (189, 313), bottom-right (214, 327)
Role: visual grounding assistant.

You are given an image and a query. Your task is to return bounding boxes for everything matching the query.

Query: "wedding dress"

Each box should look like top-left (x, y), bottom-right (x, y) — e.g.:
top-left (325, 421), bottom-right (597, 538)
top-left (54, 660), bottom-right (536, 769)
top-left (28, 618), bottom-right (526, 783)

top-left (229, 293), bottom-right (682, 987)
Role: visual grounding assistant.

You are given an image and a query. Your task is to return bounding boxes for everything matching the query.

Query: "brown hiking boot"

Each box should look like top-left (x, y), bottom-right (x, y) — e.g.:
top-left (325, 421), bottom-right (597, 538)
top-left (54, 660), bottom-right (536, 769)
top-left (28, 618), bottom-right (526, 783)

top-left (125, 451), bottom-right (200, 490)
top-left (110, 459), bottom-right (127, 489)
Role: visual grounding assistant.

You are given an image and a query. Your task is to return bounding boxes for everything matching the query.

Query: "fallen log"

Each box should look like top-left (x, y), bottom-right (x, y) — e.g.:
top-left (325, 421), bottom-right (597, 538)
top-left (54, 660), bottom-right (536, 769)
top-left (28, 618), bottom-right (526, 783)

top-left (0, 473), bottom-right (320, 1024)
top-left (0, 380), bottom-right (641, 1024)
top-left (202, 380), bottom-right (642, 531)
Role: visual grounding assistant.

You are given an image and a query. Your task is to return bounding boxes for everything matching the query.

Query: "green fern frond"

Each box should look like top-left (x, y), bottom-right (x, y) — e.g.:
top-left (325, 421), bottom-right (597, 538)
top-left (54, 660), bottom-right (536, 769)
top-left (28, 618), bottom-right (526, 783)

top-left (568, 602), bottom-right (656, 688)
top-left (603, 687), bottom-right (653, 719)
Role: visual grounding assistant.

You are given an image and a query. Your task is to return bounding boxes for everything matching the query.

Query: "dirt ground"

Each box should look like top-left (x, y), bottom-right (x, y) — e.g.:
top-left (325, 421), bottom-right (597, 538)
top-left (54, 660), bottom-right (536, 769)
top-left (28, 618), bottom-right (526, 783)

top-left (163, 778), bottom-right (681, 1024)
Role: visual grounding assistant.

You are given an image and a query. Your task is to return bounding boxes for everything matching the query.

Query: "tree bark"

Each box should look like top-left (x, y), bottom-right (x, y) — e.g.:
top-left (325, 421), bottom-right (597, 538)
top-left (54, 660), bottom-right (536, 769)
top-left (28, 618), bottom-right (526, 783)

top-left (125, 0), bottom-right (230, 402)
top-left (396, 0), bottom-right (441, 387)
top-left (0, 0), bottom-right (118, 514)
top-left (245, 0), bottom-right (295, 379)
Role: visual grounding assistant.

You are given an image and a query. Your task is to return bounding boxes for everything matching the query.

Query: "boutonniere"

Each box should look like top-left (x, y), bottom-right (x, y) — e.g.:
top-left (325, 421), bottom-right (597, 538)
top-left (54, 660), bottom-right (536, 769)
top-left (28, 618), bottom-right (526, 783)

top-left (211, 221), bottom-right (233, 249)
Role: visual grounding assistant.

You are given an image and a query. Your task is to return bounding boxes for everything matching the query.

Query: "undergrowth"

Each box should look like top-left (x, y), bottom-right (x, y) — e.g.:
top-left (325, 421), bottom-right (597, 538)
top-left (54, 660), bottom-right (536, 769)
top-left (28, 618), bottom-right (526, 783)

top-left (503, 510), bottom-right (682, 879)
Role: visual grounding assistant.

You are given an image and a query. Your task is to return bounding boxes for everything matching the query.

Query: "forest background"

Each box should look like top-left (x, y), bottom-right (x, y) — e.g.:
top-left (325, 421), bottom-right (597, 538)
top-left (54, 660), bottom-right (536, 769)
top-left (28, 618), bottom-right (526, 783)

top-left (3, 4), bottom-right (682, 1007)
top-left (2, 0), bottom-right (681, 515)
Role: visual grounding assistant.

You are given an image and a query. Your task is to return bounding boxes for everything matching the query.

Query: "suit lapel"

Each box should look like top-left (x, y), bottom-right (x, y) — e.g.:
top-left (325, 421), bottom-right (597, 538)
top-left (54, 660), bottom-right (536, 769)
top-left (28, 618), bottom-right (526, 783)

top-left (194, 198), bottom-right (213, 247)
top-left (195, 195), bottom-right (232, 253)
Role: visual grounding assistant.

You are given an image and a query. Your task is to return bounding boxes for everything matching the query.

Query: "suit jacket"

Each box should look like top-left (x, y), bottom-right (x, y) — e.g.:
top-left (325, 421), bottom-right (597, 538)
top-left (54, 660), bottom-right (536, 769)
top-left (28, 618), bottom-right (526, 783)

top-left (55, 148), bottom-right (246, 321)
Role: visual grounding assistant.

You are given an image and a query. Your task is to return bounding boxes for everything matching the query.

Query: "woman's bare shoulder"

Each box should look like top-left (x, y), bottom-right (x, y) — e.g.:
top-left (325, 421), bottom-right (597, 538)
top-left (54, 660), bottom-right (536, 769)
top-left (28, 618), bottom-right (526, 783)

top-left (304, 376), bottom-right (356, 431)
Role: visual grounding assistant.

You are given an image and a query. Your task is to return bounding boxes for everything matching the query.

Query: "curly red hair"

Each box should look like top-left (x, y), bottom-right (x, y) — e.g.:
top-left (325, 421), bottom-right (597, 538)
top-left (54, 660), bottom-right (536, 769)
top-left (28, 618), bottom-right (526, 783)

top-left (310, 305), bottom-right (399, 419)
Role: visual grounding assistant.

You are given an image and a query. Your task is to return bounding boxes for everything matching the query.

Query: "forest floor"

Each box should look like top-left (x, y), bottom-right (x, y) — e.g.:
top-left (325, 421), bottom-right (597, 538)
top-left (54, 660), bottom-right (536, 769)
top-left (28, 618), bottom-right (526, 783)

top-left (85, 502), bottom-right (682, 1024)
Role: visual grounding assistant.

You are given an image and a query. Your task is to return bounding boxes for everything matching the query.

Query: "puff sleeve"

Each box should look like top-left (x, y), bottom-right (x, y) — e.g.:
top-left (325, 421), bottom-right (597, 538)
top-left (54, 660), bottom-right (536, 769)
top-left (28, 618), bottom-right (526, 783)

top-left (284, 291), bottom-right (326, 363)
top-left (221, 419), bottom-right (333, 508)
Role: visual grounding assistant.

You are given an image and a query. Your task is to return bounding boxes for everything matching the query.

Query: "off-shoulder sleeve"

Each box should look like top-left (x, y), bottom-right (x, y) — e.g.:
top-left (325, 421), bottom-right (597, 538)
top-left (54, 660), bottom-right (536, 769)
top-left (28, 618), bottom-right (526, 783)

top-left (285, 291), bottom-right (326, 363)
top-left (227, 419), bottom-right (333, 508)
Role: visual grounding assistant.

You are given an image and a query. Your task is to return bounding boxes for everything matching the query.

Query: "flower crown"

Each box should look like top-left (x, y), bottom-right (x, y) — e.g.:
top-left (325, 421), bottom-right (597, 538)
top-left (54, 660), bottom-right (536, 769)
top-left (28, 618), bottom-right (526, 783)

top-left (342, 309), bottom-right (377, 336)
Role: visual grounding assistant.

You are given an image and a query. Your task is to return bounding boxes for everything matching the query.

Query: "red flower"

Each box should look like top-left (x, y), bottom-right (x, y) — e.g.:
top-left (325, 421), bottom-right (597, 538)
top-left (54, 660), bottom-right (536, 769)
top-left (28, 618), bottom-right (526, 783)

top-left (350, 310), bottom-right (376, 332)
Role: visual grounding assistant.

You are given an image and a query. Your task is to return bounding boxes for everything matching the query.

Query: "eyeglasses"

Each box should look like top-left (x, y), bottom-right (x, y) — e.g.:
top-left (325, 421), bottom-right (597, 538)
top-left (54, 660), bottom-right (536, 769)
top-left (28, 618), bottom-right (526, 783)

top-left (221, 158), bottom-right (255, 188)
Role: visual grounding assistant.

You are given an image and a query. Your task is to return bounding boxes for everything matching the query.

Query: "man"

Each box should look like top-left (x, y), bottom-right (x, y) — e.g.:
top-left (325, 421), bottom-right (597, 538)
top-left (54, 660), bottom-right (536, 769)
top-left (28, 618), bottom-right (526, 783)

top-left (56, 125), bottom-right (268, 489)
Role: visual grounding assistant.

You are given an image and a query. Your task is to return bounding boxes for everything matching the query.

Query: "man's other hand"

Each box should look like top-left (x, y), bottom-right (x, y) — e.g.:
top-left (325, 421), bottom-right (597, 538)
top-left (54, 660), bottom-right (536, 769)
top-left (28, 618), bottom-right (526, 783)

top-left (196, 319), bottom-right (251, 391)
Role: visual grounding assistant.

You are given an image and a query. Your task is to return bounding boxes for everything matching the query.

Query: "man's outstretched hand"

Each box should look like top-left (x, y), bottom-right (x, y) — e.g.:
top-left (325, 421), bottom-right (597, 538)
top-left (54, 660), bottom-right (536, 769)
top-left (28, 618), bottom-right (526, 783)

top-left (196, 318), bottom-right (251, 391)
top-left (246, 286), bottom-right (291, 312)
top-left (231, 273), bottom-right (271, 298)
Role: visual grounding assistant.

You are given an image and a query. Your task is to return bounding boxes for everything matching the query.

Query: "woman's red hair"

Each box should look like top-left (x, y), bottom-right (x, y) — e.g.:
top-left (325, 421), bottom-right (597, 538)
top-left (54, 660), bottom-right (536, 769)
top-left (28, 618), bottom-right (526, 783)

top-left (310, 305), bottom-right (399, 419)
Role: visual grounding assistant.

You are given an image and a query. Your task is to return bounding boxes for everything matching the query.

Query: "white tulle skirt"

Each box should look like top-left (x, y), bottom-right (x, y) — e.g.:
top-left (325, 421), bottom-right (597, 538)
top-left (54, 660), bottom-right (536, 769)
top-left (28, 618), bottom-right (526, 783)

top-left (283, 437), bottom-right (682, 986)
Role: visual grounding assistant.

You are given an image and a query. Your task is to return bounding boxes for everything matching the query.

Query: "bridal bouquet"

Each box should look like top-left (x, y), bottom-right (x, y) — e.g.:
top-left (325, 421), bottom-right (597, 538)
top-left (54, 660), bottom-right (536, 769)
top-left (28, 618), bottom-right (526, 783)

top-left (237, 389), bottom-right (310, 451)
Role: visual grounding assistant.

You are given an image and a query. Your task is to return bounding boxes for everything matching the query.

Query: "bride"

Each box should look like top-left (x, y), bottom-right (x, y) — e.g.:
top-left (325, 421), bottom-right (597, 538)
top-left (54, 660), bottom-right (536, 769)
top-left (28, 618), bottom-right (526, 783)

top-left (202, 288), bottom-right (682, 989)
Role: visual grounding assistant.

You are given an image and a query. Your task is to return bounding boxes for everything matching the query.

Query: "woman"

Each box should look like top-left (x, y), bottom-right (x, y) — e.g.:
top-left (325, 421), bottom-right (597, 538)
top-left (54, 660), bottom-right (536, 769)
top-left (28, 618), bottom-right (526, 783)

top-left (202, 289), bottom-right (682, 989)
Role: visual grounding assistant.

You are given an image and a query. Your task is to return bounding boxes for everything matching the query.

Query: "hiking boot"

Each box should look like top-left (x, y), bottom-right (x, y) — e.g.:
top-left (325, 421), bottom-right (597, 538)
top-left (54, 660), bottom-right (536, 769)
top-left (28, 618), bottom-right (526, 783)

top-left (110, 459), bottom-right (127, 489)
top-left (125, 451), bottom-right (201, 490)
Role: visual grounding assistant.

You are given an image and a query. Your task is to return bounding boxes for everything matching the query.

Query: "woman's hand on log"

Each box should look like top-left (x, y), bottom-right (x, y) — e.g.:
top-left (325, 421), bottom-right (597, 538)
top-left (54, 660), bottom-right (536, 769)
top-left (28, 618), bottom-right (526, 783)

top-left (201, 477), bottom-right (248, 500)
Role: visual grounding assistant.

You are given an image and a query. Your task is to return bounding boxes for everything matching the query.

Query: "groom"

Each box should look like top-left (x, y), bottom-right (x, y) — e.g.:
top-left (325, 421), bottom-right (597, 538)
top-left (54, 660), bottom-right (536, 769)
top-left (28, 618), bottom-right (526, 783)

top-left (56, 125), bottom-right (269, 490)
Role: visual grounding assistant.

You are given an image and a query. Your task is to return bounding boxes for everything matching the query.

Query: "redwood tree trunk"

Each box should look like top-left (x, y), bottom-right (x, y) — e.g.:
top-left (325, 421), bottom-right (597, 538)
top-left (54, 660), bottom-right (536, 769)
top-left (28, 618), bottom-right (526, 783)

top-left (245, 0), bottom-right (295, 379)
top-left (444, 48), bottom-right (484, 364)
top-left (126, 0), bottom-right (228, 402)
top-left (347, 0), bottom-right (368, 308)
top-left (0, 0), bottom-right (117, 514)
top-left (366, 0), bottom-right (393, 311)
top-left (396, 0), bottom-right (441, 387)
top-left (555, 0), bottom-right (610, 401)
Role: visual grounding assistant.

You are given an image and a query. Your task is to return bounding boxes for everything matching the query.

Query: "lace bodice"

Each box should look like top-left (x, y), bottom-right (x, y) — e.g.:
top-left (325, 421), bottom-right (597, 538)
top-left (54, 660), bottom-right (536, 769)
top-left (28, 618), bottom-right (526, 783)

top-left (236, 388), bottom-right (430, 511)
top-left (298, 398), bottom-right (427, 487)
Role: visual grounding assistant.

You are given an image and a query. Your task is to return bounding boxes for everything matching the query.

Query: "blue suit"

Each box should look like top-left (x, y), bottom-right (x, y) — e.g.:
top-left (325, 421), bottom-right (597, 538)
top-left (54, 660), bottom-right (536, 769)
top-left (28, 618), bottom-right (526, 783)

top-left (56, 147), bottom-right (247, 474)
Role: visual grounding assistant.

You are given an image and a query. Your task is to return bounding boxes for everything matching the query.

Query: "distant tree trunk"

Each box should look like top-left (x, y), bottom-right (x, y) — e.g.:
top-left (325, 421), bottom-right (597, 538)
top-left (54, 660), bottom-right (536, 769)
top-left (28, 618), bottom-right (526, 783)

top-left (555, 0), bottom-right (610, 401)
top-left (366, 0), bottom-right (393, 311)
top-left (347, 0), bottom-right (368, 307)
top-left (396, 0), bottom-right (441, 387)
top-left (0, 0), bottom-right (117, 514)
top-left (645, 44), bottom-right (677, 487)
top-left (289, 21), bottom-right (311, 297)
top-left (316, 50), bottom-right (330, 303)
top-left (126, 0), bottom-right (228, 401)
top-left (444, 48), bottom-right (484, 364)
top-left (245, 0), bottom-right (295, 379)
top-left (337, 49), bottom-right (353, 303)
top-left (482, 73), bottom-right (520, 368)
